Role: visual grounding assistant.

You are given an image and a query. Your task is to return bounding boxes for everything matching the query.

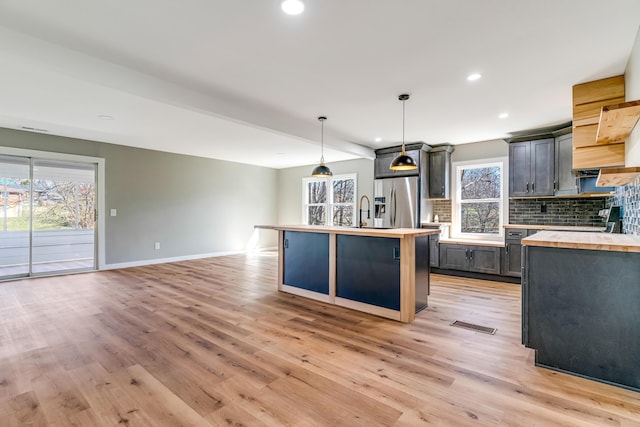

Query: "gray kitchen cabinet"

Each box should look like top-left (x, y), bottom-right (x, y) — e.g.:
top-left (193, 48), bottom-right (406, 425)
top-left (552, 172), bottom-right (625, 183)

top-left (509, 138), bottom-right (555, 197)
top-left (429, 234), bottom-right (440, 268)
top-left (428, 146), bottom-right (454, 199)
top-left (439, 243), bottom-right (501, 275)
top-left (503, 229), bottom-right (527, 277)
top-left (554, 133), bottom-right (578, 196)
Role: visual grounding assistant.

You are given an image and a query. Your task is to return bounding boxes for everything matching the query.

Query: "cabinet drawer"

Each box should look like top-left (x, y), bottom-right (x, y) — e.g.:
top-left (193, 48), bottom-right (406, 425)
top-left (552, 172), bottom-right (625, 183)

top-left (505, 229), bottom-right (527, 240)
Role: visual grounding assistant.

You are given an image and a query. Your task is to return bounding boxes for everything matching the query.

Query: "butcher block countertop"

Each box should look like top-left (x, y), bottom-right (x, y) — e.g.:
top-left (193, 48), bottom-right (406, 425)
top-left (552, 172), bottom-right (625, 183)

top-left (504, 224), bottom-right (606, 232)
top-left (255, 225), bottom-right (439, 238)
top-left (522, 230), bottom-right (640, 253)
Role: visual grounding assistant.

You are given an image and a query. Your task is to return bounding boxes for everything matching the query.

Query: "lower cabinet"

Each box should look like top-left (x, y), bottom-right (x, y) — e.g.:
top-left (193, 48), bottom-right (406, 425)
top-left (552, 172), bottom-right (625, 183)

top-left (439, 243), bottom-right (501, 275)
top-left (429, 234), bottom-right (440, 268)
top-left (283, 231), bottom-right (330, 294)
top-left (336, 235), bottom-right (401, 310)
top-left (502, 241), bottom-right (522, 277)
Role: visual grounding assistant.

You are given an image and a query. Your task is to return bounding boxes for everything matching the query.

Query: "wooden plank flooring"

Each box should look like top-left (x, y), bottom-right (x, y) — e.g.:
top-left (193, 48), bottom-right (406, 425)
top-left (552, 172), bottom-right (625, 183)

top-left (1, 252), bottom-right (639, 426)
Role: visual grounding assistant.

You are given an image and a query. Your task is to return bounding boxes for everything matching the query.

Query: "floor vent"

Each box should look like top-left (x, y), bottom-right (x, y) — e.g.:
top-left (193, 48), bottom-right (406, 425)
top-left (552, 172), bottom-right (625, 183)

top-left (450, 320), bottom-right (497, 335)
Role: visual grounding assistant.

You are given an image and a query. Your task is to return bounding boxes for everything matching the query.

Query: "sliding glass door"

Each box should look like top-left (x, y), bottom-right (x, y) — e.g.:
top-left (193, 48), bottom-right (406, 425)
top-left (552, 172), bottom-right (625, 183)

top-left (0, 155), bottom-right (31, 278)
top-left (0, 155), bottom-right (97, 280)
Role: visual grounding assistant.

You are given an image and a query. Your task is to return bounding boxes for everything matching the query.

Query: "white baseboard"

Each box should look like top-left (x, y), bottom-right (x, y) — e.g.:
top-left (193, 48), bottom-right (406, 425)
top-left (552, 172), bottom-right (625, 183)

top-left (102, 250), bottom-right (244, 270)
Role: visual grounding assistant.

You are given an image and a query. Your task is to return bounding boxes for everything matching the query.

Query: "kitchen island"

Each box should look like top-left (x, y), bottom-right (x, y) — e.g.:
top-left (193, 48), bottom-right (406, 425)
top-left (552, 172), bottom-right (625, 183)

top-left (521, 230), bottom-right (640, 391)
top-left (256, 225), bottom-right (440, 323)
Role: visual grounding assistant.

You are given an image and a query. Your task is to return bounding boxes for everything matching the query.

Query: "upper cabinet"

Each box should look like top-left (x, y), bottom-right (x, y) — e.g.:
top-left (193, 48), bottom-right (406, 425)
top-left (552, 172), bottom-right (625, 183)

top-left (572, 75), bottom-right (626, 169)
top-left (509, 138), bottom-right (555, 197)
top-left (428, 145), bottom-right (454, 199)
top-left (554, 133), bottom-right (578, 196)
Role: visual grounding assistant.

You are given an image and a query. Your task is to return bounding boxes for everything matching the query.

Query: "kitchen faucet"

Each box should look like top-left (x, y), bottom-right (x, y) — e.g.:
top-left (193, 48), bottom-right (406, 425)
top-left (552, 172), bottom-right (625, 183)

top-left (359, 195), bottom-right (371, 228)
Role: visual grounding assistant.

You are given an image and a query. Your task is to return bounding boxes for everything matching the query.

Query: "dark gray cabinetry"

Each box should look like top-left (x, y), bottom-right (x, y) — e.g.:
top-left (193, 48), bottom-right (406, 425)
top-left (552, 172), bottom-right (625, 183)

top-left (429, 234), bottom-right (440, 268)
top-left (374, 143), bottom-right (430, 179)
top-left (336, 235), bottom-right (401, 310)
top-left (509, 138), bottom-right (555, 197)
top-left (554, 133), bottom-right (578, 196)
top-left (503, 229), bottom-right (527, 277)
top-left (428, 146), bottom-right (454, 199)
top-left (523, 246), bottom-right (640, 391)
top-left (439, 243), bottom-right (501, 275)
top-left (283, 231), bottom-right (329, 294)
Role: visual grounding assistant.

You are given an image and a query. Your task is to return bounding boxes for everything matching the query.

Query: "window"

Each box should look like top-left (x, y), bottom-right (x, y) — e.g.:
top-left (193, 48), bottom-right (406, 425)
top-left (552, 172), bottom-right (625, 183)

top-left (451, 158), bottom-right (508, 239)
top-left (302, 174), bottom-right (356, 226)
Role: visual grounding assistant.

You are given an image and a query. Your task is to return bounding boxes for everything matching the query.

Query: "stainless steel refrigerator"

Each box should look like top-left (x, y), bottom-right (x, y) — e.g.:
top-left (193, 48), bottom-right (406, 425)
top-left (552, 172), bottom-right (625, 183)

top-left (374, 177), bottom-right (420, 228)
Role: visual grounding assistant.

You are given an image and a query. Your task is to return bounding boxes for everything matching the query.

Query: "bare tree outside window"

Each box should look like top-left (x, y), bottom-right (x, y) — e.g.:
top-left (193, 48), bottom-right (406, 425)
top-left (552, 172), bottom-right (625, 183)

top-left (332, 178), bottom-right (354, 226)
top-left (303, 175), bottom-right (356, 226)
top-left (307, 181), bottom-right (326, 225)
top-left (459, 166), bottom-right (501, 234)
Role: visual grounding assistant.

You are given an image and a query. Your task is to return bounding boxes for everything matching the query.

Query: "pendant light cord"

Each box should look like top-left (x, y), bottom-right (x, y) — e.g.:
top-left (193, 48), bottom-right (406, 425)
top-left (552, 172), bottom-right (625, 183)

top-left (402, 99), bottom-right (406, 153)
top-left (320, 119), bottom-right (325, 163)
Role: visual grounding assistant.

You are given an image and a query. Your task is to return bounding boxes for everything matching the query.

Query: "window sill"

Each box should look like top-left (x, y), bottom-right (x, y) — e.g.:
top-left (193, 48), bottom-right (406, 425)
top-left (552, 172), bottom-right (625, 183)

top-left (439, 237), bottom-right (505, 247)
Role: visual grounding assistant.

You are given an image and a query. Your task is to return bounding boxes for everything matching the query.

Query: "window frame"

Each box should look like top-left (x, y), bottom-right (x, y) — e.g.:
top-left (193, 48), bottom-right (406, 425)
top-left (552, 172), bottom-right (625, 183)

top-left (451, 158), bottom-right (508, 241)
top-left (302, 173), bottom-right (357, 226)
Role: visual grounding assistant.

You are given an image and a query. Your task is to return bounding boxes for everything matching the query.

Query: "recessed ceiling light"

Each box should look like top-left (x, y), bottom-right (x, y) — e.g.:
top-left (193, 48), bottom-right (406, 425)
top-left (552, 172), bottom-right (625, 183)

top-left (499, 112), bottom-right (509, 119)
top-left (467, 73), bottom-right (482, 81)
top-left (98, 115), bottom-right (114, 120)
top-left (281, 0), bottom-right (304, 15)
top-left (375, 137), bottom-right (382, 142)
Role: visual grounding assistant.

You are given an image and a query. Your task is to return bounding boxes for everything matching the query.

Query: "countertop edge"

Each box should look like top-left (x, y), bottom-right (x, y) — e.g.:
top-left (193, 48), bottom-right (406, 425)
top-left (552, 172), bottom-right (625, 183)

top-left (522, 230), bottom-right (640, 253)
top-left (504, 224), bottom-right (606, 232)
top-left (255, 225), bottom-right (439, 238)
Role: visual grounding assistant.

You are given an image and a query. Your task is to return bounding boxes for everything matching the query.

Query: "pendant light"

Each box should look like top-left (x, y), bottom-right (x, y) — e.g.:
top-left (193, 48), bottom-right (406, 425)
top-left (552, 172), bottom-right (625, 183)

top-left (390, 94), bottom-right (417, 171)
top-left (311, 116), bottom-right (333, 177)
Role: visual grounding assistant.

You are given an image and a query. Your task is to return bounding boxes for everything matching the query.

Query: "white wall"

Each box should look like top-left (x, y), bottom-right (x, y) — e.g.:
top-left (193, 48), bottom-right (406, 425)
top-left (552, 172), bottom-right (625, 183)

top-left (277, 158), bottom-right (374, 225)
top-left (451, 139), bottom-right (509, 162)
top-left (625, 27), bottom-right (640, 166)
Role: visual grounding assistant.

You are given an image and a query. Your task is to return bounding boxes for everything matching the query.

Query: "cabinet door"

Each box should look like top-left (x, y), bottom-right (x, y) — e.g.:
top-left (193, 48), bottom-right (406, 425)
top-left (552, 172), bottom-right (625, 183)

top-left (429, 234), bottom-right (440, 268)
top-left (336, 235), bottom-right (401, 310)
top-left (503, 241), bottom-right (522, 277)
top-left (468, 245), bottom-right (501, 275)
top-left (531, 138), bottom-right (555, 196)
top-left (283, 231), bottom-right (330, 294)
top-left (509, 142), bottom-right (531, 197)
top-left (439, 244), bottom-right (469, 270)
top-left (429, 151), bottom-right (449, 199)
top-left (554, 134), bottom-right (578, 196)
top-left (374, 151), bottom-right (420, 179)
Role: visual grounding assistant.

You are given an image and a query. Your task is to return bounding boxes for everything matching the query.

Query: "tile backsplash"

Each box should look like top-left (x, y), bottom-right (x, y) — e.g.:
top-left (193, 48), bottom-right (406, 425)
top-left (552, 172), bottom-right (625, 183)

top-left (432, 200), bottom-right (452, 223)
top-left (509, 197), bottom-right (606, 227)
top-left (609, 175), bottom-right (640, 235)
top-left (427, 197), bottom-right (607, 227)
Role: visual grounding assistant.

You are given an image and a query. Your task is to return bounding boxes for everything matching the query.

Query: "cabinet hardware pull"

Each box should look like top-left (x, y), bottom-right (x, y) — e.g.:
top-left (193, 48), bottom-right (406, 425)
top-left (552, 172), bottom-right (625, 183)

top-left (284, 239), bottom-right (289, 248)
top-left (531, 182), bottom-right (535, 192)
top-left (526, 182), bottom-right (529, 192)
top-left (553, 179), bottom-right (556, 191)
top-left (393, 247), bottom-right (400, 260)
top-left (506, 244), bottom-right (509, 254)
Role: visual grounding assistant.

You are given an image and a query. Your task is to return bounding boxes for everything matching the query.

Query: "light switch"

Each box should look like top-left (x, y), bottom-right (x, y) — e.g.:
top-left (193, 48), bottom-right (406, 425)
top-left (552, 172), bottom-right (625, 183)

top-left (110, 209), bottom-right (117, 217)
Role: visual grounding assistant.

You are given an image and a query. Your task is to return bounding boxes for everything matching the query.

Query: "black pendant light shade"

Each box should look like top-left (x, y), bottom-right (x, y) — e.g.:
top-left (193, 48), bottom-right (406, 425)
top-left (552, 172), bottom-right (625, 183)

top-left (390, 94), bottom-right (417, 171)
top-left (312, 116), bottom-right (333, 177)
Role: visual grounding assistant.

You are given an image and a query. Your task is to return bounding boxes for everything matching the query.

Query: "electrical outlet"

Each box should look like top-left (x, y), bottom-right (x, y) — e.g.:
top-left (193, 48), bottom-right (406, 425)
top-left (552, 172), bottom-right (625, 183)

top-left (110, 209), bottom-right (117, 217)
top-left (154, 242), bottom-right (160, 250)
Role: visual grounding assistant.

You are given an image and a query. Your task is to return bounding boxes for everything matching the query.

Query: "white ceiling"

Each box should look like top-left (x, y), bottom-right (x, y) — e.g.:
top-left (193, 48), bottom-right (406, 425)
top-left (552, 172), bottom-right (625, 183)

top-left (0, 1), bottom-right (639, 169)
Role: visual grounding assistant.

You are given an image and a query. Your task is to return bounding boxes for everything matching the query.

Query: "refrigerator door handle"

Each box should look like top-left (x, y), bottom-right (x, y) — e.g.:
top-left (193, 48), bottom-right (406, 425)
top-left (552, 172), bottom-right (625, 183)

top-left (390, 187), bottom-right (396, 227)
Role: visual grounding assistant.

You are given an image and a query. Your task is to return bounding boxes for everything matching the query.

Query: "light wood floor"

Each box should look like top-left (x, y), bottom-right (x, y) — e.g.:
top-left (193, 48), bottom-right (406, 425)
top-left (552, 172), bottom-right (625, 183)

top-left (1, 253), bottom-right (639, 426)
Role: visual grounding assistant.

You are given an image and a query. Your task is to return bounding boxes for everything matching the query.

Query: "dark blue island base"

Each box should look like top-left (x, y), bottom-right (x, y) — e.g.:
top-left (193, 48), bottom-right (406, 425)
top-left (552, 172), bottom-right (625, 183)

top-left (257, 225), bottom-right (438, 323)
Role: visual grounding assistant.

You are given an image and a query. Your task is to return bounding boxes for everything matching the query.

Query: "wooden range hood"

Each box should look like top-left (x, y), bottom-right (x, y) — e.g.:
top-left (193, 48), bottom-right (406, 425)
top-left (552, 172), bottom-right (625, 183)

top-left (595, 99), bottom-right (640, 187)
